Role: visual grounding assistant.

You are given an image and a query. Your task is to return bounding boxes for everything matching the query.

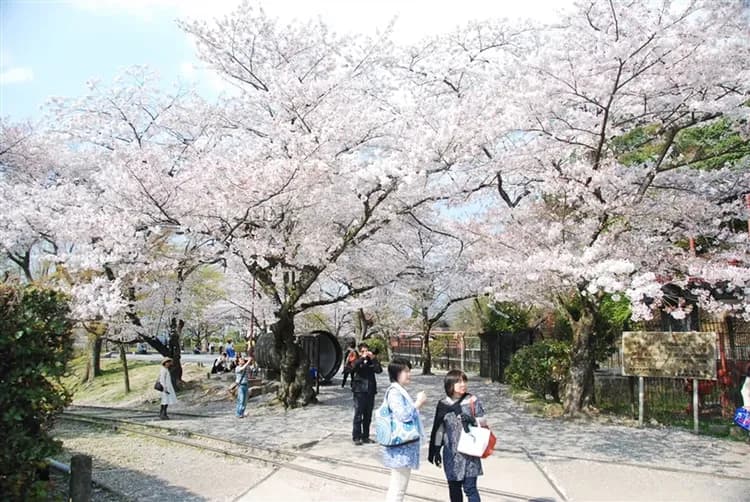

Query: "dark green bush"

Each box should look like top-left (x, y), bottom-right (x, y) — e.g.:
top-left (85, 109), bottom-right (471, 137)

top-left (0, 284), bottom-right (74, 500)
top-left (364, 336), bottom-right (389, 360)
top-left (505, 340), bottom-right (571, 401)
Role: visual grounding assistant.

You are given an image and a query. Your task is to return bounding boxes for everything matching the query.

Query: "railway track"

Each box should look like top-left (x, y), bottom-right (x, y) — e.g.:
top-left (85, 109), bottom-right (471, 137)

top-left (60, 404), bottom-right (746, 501)
top-left (59, 407), bottom-right (541, 501)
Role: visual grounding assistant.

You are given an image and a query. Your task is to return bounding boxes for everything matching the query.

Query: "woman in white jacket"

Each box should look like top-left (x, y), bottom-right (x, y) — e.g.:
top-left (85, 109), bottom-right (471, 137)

top-left (159, 358), bottom-right (178, 419)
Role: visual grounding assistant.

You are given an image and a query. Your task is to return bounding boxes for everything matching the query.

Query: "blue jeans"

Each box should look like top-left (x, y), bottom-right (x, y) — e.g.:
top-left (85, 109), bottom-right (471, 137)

top-left (448, 477), bottom-right (480, 502)
top-left (236, 383), bottom-right (248, 417)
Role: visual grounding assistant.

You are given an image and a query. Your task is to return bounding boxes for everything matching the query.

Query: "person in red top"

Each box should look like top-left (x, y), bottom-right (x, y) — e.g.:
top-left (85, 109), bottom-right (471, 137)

top-left (340, 341), bottom-right (357, 388)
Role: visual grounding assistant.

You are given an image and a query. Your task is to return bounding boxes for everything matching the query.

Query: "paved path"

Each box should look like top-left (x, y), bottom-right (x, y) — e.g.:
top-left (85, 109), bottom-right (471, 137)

top-left (159, 371), bottom-right (749, 501)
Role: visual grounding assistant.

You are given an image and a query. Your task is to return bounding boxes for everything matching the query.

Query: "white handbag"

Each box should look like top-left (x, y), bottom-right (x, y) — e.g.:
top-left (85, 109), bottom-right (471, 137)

top-left (457, 425), bottom-right (492, 457)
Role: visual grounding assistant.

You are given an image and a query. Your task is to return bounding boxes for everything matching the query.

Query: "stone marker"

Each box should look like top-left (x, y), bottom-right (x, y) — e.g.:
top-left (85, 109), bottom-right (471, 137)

top-left (69, 454), bottom-right (92, 502)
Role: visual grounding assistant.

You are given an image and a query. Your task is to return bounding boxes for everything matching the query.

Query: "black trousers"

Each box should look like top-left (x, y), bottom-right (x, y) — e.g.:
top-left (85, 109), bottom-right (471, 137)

top-left (352, 391), bottom-right (375, 440)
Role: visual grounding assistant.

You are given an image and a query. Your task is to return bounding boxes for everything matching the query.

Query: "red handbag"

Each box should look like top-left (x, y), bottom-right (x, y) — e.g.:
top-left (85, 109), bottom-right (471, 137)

top-left (470, 399), bottom-right (497, 458)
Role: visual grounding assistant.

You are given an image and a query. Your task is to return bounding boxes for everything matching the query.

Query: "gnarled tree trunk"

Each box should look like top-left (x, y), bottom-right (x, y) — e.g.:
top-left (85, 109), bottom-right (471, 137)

top-left (562, 298), bottom-right (596, 415)
top-left (273, 306), bottom-right (316, 408)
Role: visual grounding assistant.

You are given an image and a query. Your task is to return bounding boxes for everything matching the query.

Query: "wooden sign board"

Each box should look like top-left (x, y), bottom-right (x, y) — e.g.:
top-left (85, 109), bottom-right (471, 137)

top-left (622, 331), bottom-right (717, 380)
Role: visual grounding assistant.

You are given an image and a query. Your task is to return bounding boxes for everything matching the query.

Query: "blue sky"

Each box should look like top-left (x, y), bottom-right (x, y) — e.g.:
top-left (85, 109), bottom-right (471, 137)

top-left (1, 1), bottom-right (195, 120)
top-left (0, 0), bottom-right (564, 122)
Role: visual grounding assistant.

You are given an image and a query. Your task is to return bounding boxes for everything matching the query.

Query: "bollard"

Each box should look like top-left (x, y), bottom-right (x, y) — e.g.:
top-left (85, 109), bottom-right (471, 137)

top-left (69, 454), bottom-right (92, 502)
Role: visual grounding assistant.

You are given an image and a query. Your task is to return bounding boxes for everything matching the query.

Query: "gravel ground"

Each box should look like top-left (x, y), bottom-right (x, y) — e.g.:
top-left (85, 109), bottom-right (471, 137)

top-left (51, 368), bottom-right (750, 501)
top-left (54, 420), bottom-right (274, 501)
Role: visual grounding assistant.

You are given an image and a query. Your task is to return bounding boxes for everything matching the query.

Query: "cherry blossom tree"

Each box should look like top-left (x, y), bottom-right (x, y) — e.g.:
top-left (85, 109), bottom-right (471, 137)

top-left (384, 220), bottom-right (478, 374)
top-left (0, 121), bottom-right (68, 282)
top-left (457, 0), bottom-right (750, 414)
top-left (177, 4), bottom-right (449, 407)
top-left (45, 68), bottom-right (225, 383)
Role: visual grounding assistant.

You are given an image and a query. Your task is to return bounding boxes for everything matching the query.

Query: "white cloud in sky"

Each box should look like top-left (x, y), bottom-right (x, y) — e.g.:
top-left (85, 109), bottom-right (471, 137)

top-left (0, 67), bottom-right (34, 85)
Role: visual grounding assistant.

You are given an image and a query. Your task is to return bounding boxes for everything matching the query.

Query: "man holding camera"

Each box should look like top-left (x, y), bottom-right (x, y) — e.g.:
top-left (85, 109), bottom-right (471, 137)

top-left (350, 342), bottom-right (382, 445)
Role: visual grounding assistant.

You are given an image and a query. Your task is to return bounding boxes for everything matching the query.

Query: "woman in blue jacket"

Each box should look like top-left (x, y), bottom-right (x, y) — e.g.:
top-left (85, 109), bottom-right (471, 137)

top-left (381, 358), bottom-right (427, 502)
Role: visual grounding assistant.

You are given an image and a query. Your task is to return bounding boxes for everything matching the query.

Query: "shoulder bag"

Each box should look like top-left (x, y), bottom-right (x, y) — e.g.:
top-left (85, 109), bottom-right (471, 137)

top-left (734, 407), bottom-right (750, 431)
top-left (375, 387), bottom-right (420, 446)
top-left (456, 398), bottom-right (496, 458)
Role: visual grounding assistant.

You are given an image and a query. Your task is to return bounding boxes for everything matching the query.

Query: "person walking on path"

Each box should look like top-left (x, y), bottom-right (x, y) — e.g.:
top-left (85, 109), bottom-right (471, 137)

top-left (428, 369), bottom-right (487, 502)
top-left (341, 341), bottom-right (357, 388)
top-left (381, 358), bottom-right (427, 502)
top-left (351, 342), bottom-right (382, 445)
top-left (235, 356), bottom-right (252, 418)
top-left (159, 358), bottom-right (178, 420)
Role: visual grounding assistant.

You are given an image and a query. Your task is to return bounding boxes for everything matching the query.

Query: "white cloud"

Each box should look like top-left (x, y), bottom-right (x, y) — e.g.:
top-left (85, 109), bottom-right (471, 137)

top-left (0, 67), bottom-right (34, 85)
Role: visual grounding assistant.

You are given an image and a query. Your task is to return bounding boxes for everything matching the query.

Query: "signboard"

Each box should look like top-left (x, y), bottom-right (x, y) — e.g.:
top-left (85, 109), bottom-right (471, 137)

top-left (621, 331), bottom-right (717, 380)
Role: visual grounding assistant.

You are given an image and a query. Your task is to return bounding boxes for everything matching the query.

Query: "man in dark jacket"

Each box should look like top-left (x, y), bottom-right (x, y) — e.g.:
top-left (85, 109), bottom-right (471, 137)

top-left (350, 342), bottom-right (382, 445)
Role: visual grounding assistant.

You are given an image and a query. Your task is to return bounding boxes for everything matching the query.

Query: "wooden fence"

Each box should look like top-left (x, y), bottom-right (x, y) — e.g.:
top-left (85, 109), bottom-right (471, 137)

top-left (388, 331), bottom-right (481, 374)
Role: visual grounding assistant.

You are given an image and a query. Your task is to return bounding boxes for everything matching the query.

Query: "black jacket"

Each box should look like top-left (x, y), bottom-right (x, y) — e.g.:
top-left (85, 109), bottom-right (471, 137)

top-left (428, 393), bottom-right (469, 463)
top-left (351, 356), bottom-right (382, 394)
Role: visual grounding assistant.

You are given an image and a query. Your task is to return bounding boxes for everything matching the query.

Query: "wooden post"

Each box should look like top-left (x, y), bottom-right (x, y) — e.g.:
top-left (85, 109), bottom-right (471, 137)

top-left (693, 378), bottom-right (700, 434)
top-left (69, 454), bottom-right (92, 502)
top-left (460, 333), bottom-right (465, 372)
top-left (638, 376), bottom-right (644, 427)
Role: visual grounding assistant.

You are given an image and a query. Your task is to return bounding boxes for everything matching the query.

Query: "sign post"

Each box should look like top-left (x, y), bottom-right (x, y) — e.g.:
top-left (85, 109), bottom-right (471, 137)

top-left (622, 331), bottom-right (717, 433)
top-left (638, 376), bottom-right (644, 427)
top-left (693, 379), bottom-right (699, 433)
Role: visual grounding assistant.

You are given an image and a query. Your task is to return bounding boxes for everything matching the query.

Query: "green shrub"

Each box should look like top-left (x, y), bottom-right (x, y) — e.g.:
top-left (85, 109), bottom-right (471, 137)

top-left (0, 284), bottom-right (74, 500)
top-left (505, 340), bottom-right (571, 401)
top-left (364, 336), bottom-right (389, 360)
top-left (430, 336), bottom-right (448, 359)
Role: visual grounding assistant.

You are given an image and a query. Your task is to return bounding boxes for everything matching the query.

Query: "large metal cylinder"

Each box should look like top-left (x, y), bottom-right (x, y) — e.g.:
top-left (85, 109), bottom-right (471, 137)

top-left (255, 330), bottom-right (343, 383)
top-left (255, 331), bottom-right (279, 373)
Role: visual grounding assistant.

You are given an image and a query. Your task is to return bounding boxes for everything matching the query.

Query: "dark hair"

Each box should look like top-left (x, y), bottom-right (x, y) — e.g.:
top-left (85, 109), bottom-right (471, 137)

top-left (444, 369), bottom-right (468, 396)
top-left (358, 343), bottom-right (369, 351)
top-left (388, 358), bottom-right (412, 382)
top-left (746, 363), bottom-right (750, 378)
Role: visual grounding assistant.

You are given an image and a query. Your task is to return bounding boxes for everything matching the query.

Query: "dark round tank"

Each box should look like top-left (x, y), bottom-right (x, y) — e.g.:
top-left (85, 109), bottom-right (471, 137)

top-left (254, 330), bottom-right (343, 382)
top-left (254, 331), bottom-right (280, 378)
top-left (298, 330), bottom-right (343, 383)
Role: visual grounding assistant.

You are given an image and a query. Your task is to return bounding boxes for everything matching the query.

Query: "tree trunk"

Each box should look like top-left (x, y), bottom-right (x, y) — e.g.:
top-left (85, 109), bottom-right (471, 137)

top-left (119, 343), bottom-right (130, 393)
top-left (7, 249), bottom-right (33, 283)
top-left (273, 306), bottom-right (316, 408)
top-left (84, 328), bottom-right (104, 382)
top-left (92, 336), bottom-right (103, 377)
top-left (563, 304), bottom-right (595, 415)
top-left (354, 308), bottom-right (371, 340)
top-left (168, 317), bottom-right (184, 387)
top-left (421, 308), bottom-right (433, 375)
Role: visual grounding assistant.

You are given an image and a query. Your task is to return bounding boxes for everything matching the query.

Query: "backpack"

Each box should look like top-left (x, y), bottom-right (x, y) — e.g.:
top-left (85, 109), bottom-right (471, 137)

top-left (375, 387), bottom-right (420, 446)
